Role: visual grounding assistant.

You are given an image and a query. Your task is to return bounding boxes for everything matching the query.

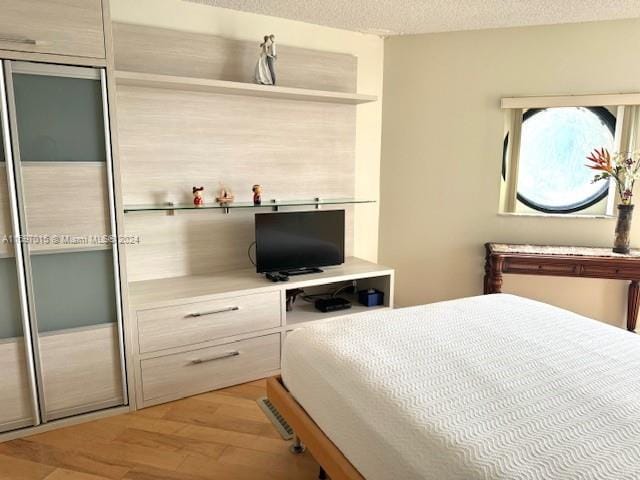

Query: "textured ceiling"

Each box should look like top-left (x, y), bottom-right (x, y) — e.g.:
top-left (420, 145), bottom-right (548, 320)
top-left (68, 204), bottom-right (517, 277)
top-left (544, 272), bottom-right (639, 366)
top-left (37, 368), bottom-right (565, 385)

top-left (186, 0), bottom-right (640, 35)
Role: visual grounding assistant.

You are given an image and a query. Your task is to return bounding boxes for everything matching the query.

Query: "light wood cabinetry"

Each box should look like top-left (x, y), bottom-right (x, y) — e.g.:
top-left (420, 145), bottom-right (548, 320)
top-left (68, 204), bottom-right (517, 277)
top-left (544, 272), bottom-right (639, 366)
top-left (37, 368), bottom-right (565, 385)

top-left (39, 324), bottom-right (124, 421)
top-left (137, 291), bottom-right (282, 354)
top-left (0, 340), bottom-right (32, 431)
top-left (129, 258), bottom-right (394, 408)
top-left (0, 58), bottom-right (126, 437)
top-left (141, 333), bottom-right (281, 403)
top-left (0, 169), bottom-right (13, 257)
top-left (22, 164), bottom-right (110, 252)
top-left (115, 71), bottom-right (377, 105)
top-left (0, 61), bottom-right (37, 436)
top-left (0, 0), bottom-right (105, 59)
top-left (113, 23), bottom-right (356, 93)
top-left (113, 23), bottom-right (374, 283)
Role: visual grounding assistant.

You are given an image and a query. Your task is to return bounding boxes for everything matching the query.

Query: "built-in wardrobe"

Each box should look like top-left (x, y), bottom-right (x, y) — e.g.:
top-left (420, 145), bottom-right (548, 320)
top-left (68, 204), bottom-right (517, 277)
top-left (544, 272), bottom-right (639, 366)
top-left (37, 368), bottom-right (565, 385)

top-left (0, 59), bottom-right (127, 433)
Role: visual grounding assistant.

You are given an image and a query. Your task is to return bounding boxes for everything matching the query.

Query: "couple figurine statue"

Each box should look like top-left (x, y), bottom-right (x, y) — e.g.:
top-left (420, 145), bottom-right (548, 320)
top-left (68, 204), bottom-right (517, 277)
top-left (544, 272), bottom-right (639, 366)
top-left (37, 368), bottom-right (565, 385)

top-left (255, 34), bottom-right (277, 85)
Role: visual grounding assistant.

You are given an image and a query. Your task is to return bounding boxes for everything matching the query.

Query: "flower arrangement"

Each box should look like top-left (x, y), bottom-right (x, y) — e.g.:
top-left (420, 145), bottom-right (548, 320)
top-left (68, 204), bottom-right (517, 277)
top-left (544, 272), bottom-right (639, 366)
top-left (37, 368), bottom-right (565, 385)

top-left (586, 148), bottom-right (640, 205)
top-left (586, 148), bottom-right (640, 253)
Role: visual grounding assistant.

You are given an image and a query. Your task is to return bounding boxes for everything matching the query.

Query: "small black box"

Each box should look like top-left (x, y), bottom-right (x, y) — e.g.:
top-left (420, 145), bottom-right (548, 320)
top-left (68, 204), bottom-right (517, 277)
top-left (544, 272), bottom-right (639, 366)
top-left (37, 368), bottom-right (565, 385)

top-left (358, 289), bottom-right (384, 307)
top-left (314, 297), bottom-right (352, 313)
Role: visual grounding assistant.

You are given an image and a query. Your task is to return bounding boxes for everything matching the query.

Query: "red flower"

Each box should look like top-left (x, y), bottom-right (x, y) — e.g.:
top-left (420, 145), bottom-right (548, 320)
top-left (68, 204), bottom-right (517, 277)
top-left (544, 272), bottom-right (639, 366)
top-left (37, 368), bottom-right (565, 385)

top-left (585, 148), bottom-right (613, 173)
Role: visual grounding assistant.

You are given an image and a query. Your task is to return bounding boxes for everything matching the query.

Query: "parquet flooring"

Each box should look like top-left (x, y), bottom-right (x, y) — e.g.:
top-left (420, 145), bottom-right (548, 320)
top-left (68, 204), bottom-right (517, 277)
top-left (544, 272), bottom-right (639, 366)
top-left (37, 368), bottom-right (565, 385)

top-left (0, 379), bottom-right (320, 480)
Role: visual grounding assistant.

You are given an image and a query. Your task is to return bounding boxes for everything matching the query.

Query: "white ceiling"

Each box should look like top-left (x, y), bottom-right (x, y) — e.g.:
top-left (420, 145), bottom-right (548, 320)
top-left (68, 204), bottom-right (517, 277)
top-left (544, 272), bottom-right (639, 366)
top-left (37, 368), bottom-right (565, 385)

top-left (187, 0), bottom-right (640, 36)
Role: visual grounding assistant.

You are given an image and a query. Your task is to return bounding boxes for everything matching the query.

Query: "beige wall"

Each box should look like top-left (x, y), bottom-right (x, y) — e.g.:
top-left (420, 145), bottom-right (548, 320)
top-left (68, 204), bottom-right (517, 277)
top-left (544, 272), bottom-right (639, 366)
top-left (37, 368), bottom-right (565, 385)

top-left (380, 18), bottom-right (640, 328)
top-left (109, 0), bottom-right (384, 262)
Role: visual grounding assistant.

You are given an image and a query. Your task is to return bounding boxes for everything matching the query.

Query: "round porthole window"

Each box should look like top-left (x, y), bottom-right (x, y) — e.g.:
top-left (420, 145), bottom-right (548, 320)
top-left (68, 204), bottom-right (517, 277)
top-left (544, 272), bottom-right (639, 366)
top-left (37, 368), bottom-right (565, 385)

top-left (504, 107), bottom-right (616, 213)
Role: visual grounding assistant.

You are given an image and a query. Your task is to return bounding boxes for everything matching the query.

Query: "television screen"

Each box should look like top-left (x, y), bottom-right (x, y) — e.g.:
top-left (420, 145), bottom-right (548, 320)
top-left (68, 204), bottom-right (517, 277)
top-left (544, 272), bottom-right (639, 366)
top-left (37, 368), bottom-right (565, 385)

top-left (255, 210), bottom-right (345, 273)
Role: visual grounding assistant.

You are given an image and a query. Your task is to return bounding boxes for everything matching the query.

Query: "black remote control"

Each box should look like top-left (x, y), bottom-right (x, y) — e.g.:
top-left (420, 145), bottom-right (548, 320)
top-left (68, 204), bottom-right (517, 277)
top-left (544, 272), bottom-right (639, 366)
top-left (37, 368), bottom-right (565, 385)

top-left (266, 272), bottom-right (289, 282)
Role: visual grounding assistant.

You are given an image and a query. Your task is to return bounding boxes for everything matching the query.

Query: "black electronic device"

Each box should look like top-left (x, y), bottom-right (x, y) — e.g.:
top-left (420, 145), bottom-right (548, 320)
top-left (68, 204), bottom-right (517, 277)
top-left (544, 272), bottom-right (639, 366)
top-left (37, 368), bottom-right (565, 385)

top-left (266, 272), bottom-right (289, 282)
top-left (255, 210), bottom-right (345, 274)
top-left (314, 297), bottom-right (352, 313)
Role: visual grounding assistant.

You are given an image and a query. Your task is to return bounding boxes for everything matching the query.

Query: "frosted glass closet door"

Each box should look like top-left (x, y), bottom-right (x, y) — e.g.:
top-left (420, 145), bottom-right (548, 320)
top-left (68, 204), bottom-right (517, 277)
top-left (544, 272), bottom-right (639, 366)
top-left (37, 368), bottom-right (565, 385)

top-left (0, 257), bottom-right (34, 432)
top-left (0, 67), bottom-right (38, 433)
top-left (7, 62), bottom-right (125, 421)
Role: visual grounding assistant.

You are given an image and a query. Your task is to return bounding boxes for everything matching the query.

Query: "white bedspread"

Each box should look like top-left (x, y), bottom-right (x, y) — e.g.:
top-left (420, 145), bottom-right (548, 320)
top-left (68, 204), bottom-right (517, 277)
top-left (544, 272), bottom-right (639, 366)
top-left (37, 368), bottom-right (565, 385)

top-left (282, 294), bottom-right (640, 480)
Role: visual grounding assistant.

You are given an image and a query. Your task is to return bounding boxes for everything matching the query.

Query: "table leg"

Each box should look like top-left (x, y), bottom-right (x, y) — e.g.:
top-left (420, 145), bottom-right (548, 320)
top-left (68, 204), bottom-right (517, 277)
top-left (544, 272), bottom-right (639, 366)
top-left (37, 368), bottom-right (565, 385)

top-left (483, 256), bottom-right (490, 294)
top-left (627, 280), bottom-right (640, 332)
top-left (484, 255), bottom-right (503, 294)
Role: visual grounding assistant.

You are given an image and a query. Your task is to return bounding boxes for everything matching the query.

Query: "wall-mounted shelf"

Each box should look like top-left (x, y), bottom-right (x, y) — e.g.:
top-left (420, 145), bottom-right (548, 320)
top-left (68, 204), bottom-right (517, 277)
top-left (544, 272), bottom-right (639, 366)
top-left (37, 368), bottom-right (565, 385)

top-left (124, 198), bottom-right (376, 214)
top-left (114, 70), bottom-right (378, 105)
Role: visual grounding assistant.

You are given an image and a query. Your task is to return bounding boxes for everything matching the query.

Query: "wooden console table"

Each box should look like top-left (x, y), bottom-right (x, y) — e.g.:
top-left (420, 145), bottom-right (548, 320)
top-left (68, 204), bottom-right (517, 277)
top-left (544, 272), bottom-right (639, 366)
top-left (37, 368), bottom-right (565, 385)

top-left (484, 243), bottom-right (640, 331)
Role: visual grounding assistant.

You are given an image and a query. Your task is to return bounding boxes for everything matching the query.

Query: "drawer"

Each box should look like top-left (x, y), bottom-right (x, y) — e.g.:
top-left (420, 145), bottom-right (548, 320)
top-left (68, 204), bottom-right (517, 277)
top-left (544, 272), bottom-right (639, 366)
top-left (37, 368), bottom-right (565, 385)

top-left (137, 291), bottom-right (282, 354)
top-left (504, 260), bottom-right (578, 275)
top-left (0, 0), bottom-right (105, 59)
top-left (141, 334), bottom-right (281, 402)
top-left (581, 264), bottom-right (639, 279)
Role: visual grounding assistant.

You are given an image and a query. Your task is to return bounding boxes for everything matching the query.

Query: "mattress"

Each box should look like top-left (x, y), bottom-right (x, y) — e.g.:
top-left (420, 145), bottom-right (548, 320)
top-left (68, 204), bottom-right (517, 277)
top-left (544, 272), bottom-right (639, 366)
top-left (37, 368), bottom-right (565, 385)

top-left (282, 294), bottom-right (640, 480)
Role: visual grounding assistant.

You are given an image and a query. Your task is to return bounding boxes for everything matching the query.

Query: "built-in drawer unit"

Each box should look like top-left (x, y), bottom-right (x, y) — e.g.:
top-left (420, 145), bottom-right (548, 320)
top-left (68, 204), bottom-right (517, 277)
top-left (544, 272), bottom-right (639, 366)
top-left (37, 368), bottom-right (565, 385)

top-left (140, 333), bottom-right (281, 403)
top-left (0, 0), bottom-right (105, 59)
top-left (136, 291), bottom-right (282, 354)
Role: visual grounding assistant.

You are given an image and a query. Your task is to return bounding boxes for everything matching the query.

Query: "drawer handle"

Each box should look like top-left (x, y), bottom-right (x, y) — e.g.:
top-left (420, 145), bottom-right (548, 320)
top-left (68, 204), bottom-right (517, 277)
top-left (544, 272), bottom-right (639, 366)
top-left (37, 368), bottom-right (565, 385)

top-left (190, 351), bottom-right (240, 365)
top-left (0, 35), bottom-right (45, 46)
top-left (185, 306), bottom-right (240, 318)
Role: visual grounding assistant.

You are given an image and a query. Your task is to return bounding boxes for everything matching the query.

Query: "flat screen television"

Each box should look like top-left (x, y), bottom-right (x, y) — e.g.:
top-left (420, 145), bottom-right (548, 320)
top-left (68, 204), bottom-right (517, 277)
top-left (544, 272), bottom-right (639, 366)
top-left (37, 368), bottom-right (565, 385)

top-left (255, 210), bottom-right (345, 274)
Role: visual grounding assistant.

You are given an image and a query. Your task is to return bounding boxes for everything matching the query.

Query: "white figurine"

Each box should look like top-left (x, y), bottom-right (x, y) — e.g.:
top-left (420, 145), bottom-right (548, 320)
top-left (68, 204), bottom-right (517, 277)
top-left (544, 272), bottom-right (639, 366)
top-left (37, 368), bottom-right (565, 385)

top-left (255, 34), bottom-right (277, 85)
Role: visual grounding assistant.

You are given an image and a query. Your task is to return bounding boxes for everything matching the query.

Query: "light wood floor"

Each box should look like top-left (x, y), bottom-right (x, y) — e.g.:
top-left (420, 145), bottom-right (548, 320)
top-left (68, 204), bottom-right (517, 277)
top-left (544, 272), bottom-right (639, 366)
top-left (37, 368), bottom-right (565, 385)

top-left (0, 379), bottom-right (320, 480)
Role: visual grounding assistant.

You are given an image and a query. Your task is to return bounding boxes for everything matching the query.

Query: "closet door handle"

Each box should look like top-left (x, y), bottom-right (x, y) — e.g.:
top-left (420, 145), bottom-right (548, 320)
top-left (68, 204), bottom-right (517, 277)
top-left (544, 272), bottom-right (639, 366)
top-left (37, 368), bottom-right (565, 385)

top-left (0, 35), bottom-right (42, 46)
top-left (190, 351), bottom-right (240, 365)
top-left (185, 306), bottom-right (240, 318)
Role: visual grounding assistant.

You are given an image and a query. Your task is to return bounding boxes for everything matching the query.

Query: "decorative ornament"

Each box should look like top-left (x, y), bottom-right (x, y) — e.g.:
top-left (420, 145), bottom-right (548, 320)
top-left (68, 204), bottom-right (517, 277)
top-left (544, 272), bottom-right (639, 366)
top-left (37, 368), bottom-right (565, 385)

top-left (255, 34), bottom-right (277, 85)
top-left (252, 184), bottom-right (262, 205)
top-left (192, 186), bottom-right (204, 207)
top-left (216, 184), bottom-right (235, 204)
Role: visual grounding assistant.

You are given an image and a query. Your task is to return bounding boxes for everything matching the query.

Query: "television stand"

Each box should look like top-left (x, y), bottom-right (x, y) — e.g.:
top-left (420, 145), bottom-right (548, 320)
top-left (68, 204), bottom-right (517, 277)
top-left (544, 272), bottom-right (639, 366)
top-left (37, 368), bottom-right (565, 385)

top-left (280, 267), bottom-right (323, 276)
top-left (127, 257), bottom-right (394, 409)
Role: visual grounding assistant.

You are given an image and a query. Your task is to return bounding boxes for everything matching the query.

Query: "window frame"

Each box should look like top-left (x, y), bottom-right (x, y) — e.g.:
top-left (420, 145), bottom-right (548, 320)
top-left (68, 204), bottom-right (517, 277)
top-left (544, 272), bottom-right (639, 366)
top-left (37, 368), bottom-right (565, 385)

top-left (500, 93), bottom-right (640, 218)
top-left (501, 106), bottom-right (616, 214)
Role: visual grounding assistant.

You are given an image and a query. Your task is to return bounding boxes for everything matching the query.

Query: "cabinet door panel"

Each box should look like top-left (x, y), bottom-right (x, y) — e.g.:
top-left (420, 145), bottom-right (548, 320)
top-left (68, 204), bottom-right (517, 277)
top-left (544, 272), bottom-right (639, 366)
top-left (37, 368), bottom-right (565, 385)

top-left (12, 72), bottom-right (105, 162)
top-left (31, 250), bottom-right (117, 333)
top-left (40, 324), bottom-right (123, 420)
top-left (0, 0), bottom-right (105, 59)
top-left (22, 164), bottom-right (110, 252)
top-left (7, 62), bottom-right (125, 421)
top-left (0, 339), bottom-right (32, 431)
top-left (0, 82), bottom-right (35, 430)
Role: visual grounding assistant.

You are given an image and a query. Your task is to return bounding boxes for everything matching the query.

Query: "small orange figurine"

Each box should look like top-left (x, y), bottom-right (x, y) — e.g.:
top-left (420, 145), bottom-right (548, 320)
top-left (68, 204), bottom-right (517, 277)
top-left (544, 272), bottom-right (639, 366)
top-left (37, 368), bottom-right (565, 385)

top-left (252, 184), bottom-right (262, 205)
top-left (192, 186), bottom-right (204, 207)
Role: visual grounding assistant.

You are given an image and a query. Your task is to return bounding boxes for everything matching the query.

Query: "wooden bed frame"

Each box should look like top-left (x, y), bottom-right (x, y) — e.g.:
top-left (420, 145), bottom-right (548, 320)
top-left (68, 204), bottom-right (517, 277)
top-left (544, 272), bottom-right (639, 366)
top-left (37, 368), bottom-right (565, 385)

top-left (266, 375), bottom-right (365, 480)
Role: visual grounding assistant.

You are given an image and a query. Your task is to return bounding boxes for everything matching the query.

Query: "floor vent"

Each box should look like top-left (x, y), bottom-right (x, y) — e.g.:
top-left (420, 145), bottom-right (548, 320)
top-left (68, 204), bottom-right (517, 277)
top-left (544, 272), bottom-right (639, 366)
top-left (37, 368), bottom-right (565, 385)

top-left (257, 396), bottom-right (294, 440)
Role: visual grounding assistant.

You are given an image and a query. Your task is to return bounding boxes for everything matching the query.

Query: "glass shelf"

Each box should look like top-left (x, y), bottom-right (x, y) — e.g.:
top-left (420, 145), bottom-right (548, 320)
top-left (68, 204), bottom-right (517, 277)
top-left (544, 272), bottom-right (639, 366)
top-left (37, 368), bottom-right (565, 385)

top-left (123, 198), bottom-right (376, 213)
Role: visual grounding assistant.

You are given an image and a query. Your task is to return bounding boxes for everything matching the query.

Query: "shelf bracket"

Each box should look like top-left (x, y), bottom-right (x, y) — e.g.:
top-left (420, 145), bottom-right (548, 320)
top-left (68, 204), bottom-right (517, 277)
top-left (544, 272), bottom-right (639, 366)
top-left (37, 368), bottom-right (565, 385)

top-left (166, 202), bottom-right (175, 216)
top-left (315, 197), bottom-right (321, 210)
top-left (271, 199), bottom-right (279, 212)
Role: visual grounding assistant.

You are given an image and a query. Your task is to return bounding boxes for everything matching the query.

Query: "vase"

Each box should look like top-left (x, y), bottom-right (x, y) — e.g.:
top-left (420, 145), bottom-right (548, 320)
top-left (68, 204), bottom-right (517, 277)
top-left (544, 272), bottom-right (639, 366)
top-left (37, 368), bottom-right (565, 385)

top-left (613, 204), bottom-right (634, 254)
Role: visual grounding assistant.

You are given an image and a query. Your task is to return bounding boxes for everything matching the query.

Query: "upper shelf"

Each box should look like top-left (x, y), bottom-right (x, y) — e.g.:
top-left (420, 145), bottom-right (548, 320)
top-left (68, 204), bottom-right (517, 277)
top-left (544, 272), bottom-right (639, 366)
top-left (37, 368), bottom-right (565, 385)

top-left (124, 198), bottom-right (376, 214)
top-left (114, 70), bottom-right (378, 105)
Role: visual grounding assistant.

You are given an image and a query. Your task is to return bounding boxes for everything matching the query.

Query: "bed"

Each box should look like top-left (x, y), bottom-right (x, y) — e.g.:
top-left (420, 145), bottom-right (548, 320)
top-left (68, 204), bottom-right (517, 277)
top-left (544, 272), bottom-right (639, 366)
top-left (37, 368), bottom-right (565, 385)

top-left (267, 294), bottom-right (640, 480)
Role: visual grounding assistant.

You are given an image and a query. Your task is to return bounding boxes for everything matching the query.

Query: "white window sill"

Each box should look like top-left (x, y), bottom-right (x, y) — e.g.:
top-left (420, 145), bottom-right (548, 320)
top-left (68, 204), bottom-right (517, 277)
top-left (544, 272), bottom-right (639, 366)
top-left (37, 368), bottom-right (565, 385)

top-left (498, 212), bottom-right (616, 220)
